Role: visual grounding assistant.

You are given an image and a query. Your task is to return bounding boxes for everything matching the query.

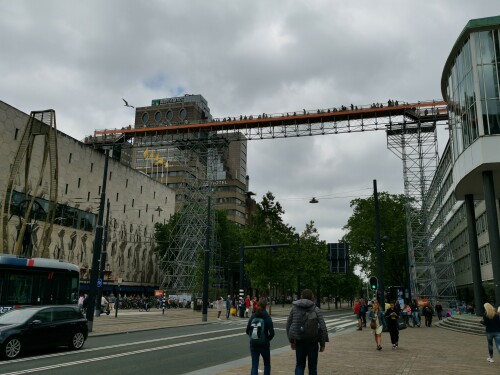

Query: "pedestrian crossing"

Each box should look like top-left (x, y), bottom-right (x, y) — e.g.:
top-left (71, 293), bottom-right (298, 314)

top-left (216, 313), bottom-right (358, 334)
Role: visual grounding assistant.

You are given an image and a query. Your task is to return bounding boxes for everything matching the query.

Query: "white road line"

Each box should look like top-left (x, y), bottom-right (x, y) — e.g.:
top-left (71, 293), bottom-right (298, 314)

top-left (1, 333), bottom-right (246, 375)
top-left (0, 327), bottom-right (243, 365)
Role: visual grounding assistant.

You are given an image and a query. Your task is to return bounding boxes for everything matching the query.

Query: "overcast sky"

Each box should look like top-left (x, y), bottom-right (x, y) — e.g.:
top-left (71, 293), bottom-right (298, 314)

top-left (1, 1), bottom-right (498, 243)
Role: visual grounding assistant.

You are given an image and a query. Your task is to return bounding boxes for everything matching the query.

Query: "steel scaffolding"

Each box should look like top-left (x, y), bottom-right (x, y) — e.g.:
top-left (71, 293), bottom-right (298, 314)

top-left (155, 136), bottom-right (227, 293)
top-left (386, 107), bottom-right (456, 303)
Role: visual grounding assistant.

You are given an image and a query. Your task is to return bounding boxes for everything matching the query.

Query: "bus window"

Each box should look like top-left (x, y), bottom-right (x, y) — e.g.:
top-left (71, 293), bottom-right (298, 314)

top-left (7, 273), bottom-right (33, 304)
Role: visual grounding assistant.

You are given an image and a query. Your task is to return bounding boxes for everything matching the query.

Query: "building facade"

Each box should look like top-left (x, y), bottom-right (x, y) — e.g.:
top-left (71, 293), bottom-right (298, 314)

top-left (131, 94), bottom-right (249, 226)
top-left (430, 16), bottom-right (500, 307)
top-left (0, 101), bottom-right (176, 294)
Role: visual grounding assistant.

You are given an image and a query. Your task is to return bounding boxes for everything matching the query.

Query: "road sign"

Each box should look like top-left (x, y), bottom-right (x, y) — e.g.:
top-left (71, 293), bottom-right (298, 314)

top-left (97, 278), bottom-right (103, 287)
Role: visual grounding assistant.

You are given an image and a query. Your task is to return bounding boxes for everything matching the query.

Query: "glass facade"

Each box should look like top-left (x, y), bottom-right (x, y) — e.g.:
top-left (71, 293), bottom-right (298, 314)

top-left (445, 27), bottom-right (500, 158)
top-left (477, 30), bottom-right (500, 135)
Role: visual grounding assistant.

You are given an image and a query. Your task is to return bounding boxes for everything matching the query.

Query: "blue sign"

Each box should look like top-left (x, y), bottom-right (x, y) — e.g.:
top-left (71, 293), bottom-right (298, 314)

top-left (97, 279), bottom-right (103, 287)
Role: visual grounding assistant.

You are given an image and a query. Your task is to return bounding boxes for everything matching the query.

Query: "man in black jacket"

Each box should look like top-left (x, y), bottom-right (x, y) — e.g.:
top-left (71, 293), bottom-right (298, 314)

top-left (286, 289), bottom-right (329, 375)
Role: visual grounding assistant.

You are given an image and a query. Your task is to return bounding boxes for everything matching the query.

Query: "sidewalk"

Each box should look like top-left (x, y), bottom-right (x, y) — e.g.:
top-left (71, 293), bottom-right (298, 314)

top-left (90, 307), bottom-right (493, 374)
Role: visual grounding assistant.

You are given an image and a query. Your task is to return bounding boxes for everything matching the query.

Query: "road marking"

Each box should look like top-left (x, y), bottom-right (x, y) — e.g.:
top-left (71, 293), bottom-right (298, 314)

top-left (0, 327), bottom-right (244, 365)
top-left (1, 333), bottom-right (247, 375)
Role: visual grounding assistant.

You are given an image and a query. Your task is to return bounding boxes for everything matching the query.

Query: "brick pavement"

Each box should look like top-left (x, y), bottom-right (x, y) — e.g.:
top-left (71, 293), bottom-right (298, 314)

top-left (89, 307), bottom-right (494, 374)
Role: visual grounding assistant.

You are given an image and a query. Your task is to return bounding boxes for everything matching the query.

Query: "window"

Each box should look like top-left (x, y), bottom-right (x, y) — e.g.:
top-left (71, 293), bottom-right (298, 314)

top-left (14, 128), bottom-right (19, 140)
top-left (123, 204), bottom-right (126, 213)
top-left (65, 184), bottom-right (68, 195)
top-left (116, 193), bottom-right (119, 202)
top-left (155, 111), bottom-right (162, 122)
top-left (132, 199), bottom-right (135, 208)
top-left (69, 153), bottom-right (72, 163)
top-left (91, 163), bottom-right (94, 172)
top-left (109, 171), bottom-right (112, 181)
top-left (87, 192), bottom-right (90, 202)
top-left (78, 178), bottom-right (81, 188)
top-left (126, 179), bottom-right (129, 188)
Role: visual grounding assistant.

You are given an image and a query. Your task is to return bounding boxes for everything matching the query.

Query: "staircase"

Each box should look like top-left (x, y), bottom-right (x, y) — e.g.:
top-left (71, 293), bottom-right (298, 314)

top-left (436, 315), bottom-right (485, 335)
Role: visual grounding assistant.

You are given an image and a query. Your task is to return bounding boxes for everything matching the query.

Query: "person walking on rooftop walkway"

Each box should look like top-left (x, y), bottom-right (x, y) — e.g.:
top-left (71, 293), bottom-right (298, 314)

top-left (385, 300), bottom-right (400, 349)
top-left (481, 302), bottom-right (500, 363)
top-left (368, 299), bottom-right (385, 350)
top-left (246, 298), bottom-right (275, 375)
top-left (286, 288), bottom-right (329, 375)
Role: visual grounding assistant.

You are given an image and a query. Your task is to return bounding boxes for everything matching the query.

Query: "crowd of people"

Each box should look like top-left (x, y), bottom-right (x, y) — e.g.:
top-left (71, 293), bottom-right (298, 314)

top-left (352, 298), bottom-right (446, 351)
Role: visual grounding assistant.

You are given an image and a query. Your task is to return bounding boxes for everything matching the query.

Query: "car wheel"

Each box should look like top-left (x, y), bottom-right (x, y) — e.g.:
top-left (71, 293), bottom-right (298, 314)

top-left (69, 331), bottom-right (86, 350)
top-left (2, 337), bottom-right (22, 359)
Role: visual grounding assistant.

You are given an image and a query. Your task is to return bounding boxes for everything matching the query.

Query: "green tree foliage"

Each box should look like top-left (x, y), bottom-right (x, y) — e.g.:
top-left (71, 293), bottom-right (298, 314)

top-left (342, 192), bottom-right (407, 288)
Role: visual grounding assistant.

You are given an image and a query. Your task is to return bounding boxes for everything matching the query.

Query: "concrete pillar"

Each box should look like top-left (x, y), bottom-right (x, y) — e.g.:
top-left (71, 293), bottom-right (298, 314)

top-left (465, 194), bottom-right (484, 316)
top-left (482, 171), bottom-right (500, 304)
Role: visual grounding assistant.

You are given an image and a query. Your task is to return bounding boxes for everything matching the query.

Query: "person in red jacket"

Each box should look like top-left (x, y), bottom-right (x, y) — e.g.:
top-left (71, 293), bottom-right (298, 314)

top-left (353, 299), bottom-right (362, 330)
top-left (245, 295), bottom-right (251, 318)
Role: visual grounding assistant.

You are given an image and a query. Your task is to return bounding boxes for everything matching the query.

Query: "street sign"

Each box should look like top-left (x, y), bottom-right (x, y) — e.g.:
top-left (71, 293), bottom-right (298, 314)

top-left (97, 278), bottom-right (103, 287)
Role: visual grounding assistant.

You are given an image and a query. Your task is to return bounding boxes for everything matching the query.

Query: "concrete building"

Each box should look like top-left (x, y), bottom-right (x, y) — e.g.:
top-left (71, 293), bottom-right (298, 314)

top-left (131, 94), bottom-right (249, 226)
top-left (430, 16), bottom-right (500, 307)
top-left (0, 101), bottom-right (176, 294)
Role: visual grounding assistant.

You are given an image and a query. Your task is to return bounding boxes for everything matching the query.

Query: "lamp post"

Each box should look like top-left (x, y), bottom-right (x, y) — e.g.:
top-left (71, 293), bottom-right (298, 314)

top-left (202, 196), bottom-right (211, 322)
top-left (86, 148), bottom-right (110, 331)
top-left (374, 179), bottom-right (385, 311)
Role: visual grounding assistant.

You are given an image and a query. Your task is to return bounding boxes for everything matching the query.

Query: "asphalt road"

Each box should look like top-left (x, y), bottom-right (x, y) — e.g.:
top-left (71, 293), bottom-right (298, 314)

top-left (0, 311), bottom-right (357, 375)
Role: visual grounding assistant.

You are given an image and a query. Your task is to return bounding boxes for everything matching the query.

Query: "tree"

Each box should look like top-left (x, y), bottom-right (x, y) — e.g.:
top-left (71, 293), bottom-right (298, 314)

top-left (342, 192), bottom-right (407, 289)
top-left (243, 192), bottom-right (296, 296)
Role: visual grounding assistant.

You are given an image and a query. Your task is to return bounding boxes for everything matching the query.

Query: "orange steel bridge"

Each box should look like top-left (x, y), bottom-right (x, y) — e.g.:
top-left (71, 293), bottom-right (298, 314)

top-left (84, 100), bottom-right (448, 145)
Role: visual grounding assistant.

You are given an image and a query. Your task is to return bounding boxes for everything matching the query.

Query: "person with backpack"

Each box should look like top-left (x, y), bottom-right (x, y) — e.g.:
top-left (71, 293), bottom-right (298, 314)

top-left (286, 289), bottom-right (329, 375)
top-left (245, 298), bottom-right (275, 375)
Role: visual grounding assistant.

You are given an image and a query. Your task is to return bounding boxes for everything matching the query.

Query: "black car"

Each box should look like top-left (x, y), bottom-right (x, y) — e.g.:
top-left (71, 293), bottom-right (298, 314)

top-left (0, 305), bottom-right (88, 360)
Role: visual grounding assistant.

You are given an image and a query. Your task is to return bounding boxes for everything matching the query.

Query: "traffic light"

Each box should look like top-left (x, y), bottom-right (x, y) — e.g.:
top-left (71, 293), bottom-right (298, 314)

top-left (369, 276), bottom-right (378, 291)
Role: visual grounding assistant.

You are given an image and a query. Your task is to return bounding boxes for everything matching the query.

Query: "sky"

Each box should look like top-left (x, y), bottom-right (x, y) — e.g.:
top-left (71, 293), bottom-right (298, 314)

top-left (1, 1), bottom-right (498, 244)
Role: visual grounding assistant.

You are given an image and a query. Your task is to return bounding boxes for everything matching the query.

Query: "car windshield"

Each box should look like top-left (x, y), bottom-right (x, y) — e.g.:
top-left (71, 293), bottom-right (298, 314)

top-left (0, 309), bottom-right (36, 324)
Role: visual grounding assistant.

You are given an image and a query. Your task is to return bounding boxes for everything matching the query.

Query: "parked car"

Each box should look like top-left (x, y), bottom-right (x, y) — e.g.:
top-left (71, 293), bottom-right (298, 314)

top-left (0, 305), bottom-right (88, 360)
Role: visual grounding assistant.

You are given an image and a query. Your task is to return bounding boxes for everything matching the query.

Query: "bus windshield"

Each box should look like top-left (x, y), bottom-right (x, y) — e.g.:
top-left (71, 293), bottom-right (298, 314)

top-left (0, 255), bottom-right (79, 314)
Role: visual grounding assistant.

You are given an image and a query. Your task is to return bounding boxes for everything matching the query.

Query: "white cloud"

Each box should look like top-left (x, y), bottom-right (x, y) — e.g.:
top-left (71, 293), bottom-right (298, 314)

top-left (1, 0), bottom-right (498, 241)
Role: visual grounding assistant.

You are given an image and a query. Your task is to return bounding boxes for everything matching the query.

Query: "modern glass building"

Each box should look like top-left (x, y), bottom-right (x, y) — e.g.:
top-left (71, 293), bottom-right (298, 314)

top-left (438, 15), bottom-right (500, 309)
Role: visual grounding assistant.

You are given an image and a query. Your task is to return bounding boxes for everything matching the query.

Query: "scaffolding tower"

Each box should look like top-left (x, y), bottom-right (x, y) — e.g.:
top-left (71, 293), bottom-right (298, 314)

top-left (157, 135), bottom-right (227, 293)
top-left (386, 107), bottom-right (456, 303)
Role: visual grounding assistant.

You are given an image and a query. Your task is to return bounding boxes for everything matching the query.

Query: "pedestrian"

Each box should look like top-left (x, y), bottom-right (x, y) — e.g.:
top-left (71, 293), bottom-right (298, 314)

top-left (360, 298), bottom-right (367, 327)
top-left (245, 294), bottom-right (251, 318)
top-left (216, 297), bottom-right (224, 320)
top-left (435, 301), bottom-right (443, 320)
top-left (423, 302), bottom-right (434, 327)
top-left (78, 294), bottom-right (84, 312)
top-left (286, 288), bottom-right (329, 375)
top-left (353, 298), bottom-right (362, 330)
top-left (368, 299), bottom-right (385, 350)
top-left (246, 298), bottom-right (275, 375)
top-left (410, 299), bottom-right (420, 327)
top-left (226, 294), bottom-right (232, 319)
top-left (385, 300), bottom-right (400, 349)
top-left (252, 296), bottom-right (258, 312)
top-left (481, 302), bottom-right (500, 363)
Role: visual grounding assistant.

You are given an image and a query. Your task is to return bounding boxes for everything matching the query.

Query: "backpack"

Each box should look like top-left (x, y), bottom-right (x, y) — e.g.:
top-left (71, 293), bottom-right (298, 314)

top-left (249, 316), bottom-right (266, 344)
top-left (300, 309), bottom-right (320, 343)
